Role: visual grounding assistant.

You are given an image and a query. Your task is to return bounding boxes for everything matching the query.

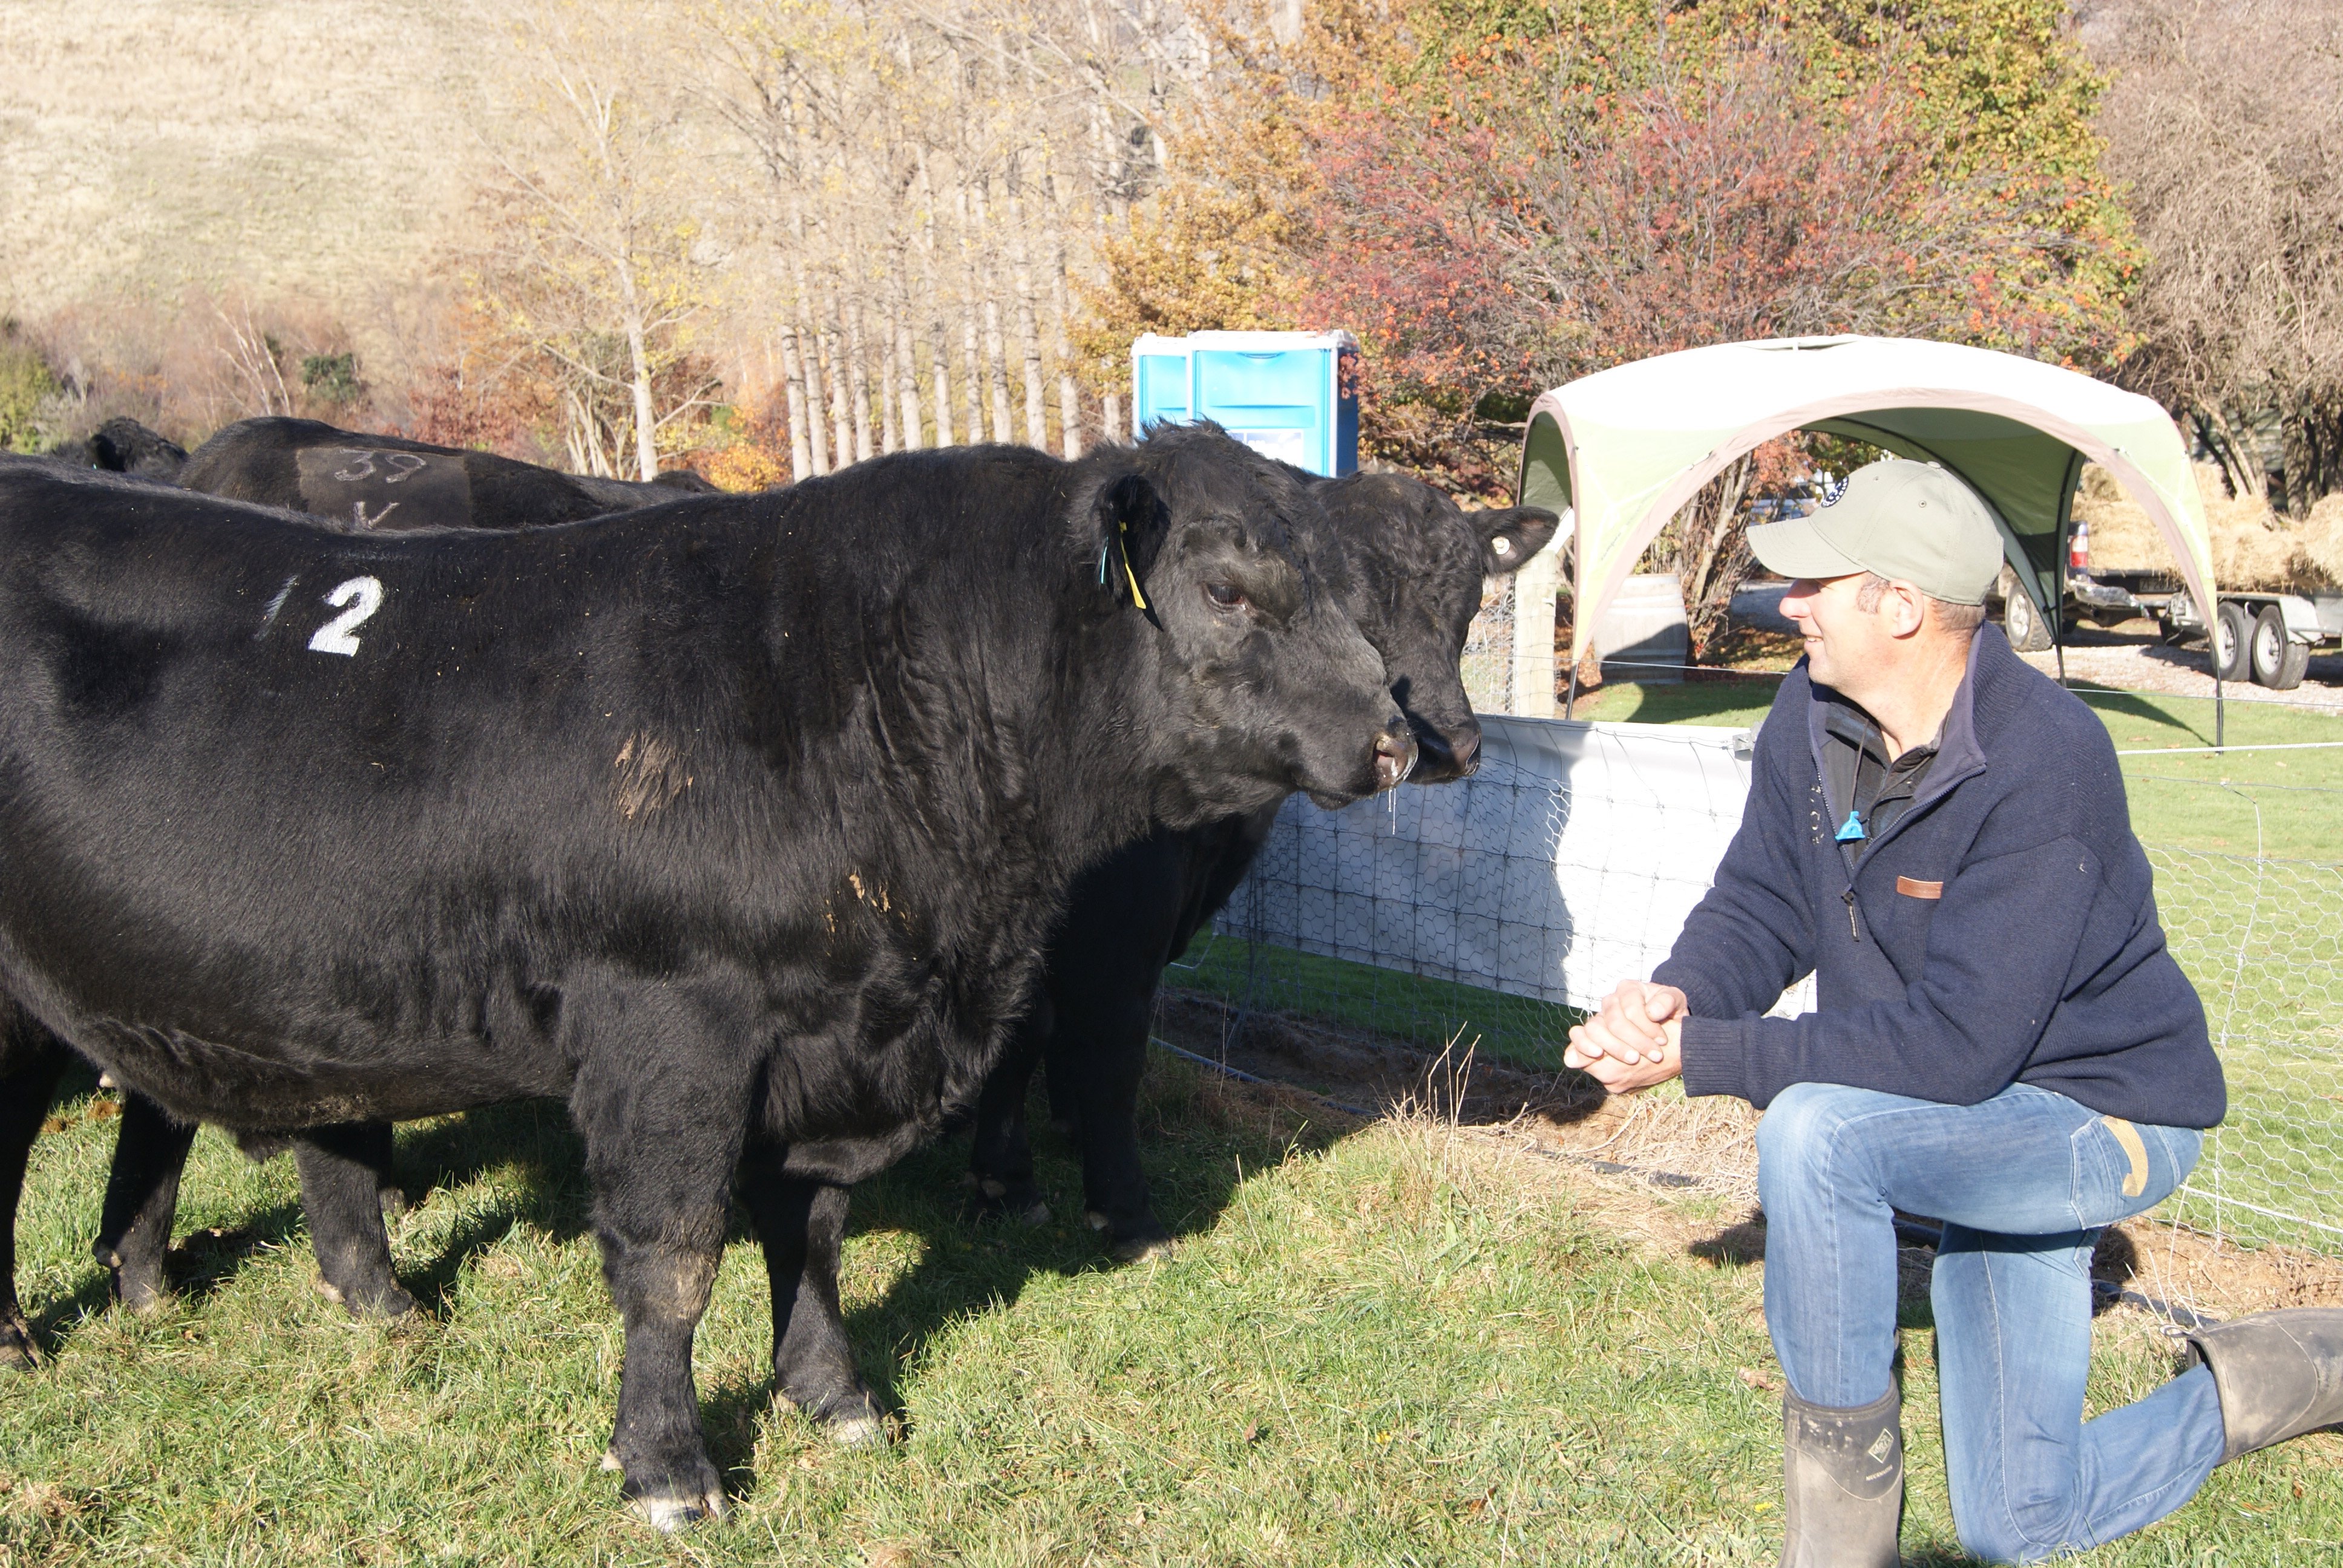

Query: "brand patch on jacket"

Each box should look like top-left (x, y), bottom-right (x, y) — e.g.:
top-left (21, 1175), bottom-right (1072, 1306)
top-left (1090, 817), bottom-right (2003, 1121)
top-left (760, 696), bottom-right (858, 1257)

top-left (1895, 875), bottom-right (1944, 900)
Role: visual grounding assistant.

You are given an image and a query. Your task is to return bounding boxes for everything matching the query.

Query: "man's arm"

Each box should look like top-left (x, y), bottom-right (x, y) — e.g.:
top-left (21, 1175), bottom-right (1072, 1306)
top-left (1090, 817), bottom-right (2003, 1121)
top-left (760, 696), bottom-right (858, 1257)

top-left (1677, 834), bottom-right (2103, 1108)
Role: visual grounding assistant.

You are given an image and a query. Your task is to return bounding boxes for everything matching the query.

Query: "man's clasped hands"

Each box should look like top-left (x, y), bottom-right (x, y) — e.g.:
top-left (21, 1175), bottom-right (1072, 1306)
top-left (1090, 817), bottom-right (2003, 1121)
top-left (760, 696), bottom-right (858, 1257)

top-left (1563, 979), bottom-right (1689, 1094)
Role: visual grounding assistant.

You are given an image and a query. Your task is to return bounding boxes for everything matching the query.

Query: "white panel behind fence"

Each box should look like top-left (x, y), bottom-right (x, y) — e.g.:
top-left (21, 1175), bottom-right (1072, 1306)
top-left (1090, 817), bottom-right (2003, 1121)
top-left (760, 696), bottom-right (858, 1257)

top-left (1219, 717), bottom-right (1763, 1012)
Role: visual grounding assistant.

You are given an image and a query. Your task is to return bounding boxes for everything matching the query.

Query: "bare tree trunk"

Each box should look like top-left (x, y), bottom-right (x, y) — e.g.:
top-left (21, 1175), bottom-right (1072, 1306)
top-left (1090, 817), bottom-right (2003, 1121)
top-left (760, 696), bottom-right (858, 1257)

top-left (930, 317), bottom-right (955, 446)
top-left (983, 298), bottom-right (1013, 443)
top-left (960, 308), bottom-right (986, 445)
top-left (1092, 209), bottom-right (1124, 442)
top-left (914, 146), bottom-right (954, 446)
top-left (779, 322), bottom-right (814, 480)
top-left (969, 180), bottom-right (1014, 442)
top-left (824, 325), bottom-right (852, 474)
top-left (845, 299), bottom-right (874, 463)
top-left (801, 316), bottom-right (830, 477)
top-left (896, 315), bottom-right (924, 450)
top-left (619, 276), bottom-right (660, 479)
top-left (2197, 404), bottom-right (2270, 502)
top-left (878, 309), bottom-right (901, 456)
top-left (1044, 171), bottom-right (1084, 458)
top-left (1006, 179), bottom-right (1049, 449)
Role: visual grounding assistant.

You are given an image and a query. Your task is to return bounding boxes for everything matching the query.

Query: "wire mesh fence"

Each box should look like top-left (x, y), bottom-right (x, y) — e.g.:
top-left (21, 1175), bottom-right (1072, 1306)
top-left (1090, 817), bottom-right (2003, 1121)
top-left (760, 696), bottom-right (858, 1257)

top-left (1165, 708), bottom-right (2343, 1259)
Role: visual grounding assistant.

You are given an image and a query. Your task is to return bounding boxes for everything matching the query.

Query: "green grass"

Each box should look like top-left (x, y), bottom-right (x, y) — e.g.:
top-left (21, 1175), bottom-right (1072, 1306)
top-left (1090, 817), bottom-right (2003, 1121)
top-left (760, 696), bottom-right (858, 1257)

top-left (1168, 936), bottom-right (1581, 1072)
top-left (6, 1064), bottom-right (2340, 1564)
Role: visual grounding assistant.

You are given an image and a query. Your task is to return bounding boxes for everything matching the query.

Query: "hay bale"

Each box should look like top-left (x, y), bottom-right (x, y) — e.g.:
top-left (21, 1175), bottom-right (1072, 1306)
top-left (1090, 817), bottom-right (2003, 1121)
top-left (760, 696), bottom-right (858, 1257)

top-left (2070, 462), bottom-right (2333, 591)
top-left (2299, 492), bottom-right (2343, 588)
top-left (2072, 463), bottom-right (2168, 571)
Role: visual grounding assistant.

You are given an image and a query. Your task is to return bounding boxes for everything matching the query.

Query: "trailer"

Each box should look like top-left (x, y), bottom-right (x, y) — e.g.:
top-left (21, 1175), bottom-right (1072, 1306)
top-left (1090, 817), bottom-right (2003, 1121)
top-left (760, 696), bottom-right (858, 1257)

top-left (2162, 585), bottom-right (2343, 691)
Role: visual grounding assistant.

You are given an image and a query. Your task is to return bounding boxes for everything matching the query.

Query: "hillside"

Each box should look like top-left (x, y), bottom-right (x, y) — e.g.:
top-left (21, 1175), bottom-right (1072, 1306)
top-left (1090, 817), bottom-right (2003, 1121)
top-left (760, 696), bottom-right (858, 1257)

top-left (0, 0), bottom-right (510, 320)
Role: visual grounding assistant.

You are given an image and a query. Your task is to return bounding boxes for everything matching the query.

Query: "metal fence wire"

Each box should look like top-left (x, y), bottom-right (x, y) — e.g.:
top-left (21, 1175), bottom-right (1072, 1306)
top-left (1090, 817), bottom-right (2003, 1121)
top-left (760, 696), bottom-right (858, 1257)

top-left (1166, 719), bottom-right (2343, 1259)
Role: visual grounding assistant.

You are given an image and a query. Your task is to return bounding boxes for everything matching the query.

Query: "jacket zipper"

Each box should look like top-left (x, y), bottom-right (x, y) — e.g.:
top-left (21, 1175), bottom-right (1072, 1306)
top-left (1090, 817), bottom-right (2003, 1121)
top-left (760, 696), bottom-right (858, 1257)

top-left (1843, 886), bottom-right (1861, 942)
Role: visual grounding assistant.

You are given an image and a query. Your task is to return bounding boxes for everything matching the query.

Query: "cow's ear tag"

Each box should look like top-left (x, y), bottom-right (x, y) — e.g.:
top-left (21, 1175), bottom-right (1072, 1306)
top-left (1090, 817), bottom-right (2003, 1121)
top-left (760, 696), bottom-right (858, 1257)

top-left (1835, 810), bottom-right (1866, 843)
top-left (1105, 515), bottom-right (1161, 628)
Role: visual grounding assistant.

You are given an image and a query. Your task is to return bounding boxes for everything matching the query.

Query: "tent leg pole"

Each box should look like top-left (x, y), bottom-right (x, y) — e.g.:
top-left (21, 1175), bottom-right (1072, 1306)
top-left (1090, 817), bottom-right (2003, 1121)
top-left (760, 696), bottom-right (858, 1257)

top-left (1565, 659), bottom-right (1579, 721)
top-left (2214, 665), bottom-right (2225, 753)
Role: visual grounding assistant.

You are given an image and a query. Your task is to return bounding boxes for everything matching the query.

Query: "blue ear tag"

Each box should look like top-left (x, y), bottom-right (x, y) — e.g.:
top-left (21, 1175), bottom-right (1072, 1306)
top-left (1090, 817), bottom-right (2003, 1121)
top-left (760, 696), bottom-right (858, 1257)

top-left (1835, 810), bottom-right (1867, 843)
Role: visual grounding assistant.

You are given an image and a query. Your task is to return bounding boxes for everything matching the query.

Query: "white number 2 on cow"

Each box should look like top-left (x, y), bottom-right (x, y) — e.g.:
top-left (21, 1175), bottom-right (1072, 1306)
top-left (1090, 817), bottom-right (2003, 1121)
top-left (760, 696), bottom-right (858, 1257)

top-left (308, 577), bottom-right (385, 657)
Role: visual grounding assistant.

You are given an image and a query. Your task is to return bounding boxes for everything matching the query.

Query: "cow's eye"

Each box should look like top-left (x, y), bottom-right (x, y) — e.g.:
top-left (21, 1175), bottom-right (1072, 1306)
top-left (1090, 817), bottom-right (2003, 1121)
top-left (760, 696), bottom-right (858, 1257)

top-left (1204, 582), bottom-right (1248, 612)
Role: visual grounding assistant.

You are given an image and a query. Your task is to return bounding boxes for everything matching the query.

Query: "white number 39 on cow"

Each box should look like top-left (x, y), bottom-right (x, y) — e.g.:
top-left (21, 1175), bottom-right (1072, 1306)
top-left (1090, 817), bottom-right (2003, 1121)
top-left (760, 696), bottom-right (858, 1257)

top-left (308, 576), bottom-right (385, 658)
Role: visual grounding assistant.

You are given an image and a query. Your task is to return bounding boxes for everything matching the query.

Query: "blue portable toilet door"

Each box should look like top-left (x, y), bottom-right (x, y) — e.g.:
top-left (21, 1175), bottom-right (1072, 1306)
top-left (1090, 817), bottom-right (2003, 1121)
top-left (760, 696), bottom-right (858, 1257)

top-left (1194, 348), bottom-right (1329, 474)
top-left (1133, 351), bottom-right (1192, 432)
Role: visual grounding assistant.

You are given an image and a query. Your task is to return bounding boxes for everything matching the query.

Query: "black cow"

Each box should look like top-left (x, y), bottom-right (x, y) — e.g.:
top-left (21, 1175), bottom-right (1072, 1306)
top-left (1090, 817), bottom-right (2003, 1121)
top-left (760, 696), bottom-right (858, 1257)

top-left (966, 477), bottom-right (1558, 1255)
top-left (75, 419), bottom-right (737, 1313)
top-left (0, 430), bottom-right (1410, 1526)
top-left (179, 416), bottom-right (719, 533)
top-left (43, 417), bottom-right (190, 482)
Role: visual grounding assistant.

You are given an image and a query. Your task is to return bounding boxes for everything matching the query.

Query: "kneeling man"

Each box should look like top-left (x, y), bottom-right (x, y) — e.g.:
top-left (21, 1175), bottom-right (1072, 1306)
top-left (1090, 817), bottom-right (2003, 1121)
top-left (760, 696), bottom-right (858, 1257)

top-left (1567, 459), bottom-right (2342, 1565)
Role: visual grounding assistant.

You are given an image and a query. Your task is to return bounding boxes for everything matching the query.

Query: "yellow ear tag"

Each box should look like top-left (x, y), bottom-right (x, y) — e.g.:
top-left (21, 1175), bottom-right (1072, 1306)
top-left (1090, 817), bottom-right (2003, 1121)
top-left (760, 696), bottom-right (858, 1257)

top-left (1118, 518), bottom-right (1149, 610)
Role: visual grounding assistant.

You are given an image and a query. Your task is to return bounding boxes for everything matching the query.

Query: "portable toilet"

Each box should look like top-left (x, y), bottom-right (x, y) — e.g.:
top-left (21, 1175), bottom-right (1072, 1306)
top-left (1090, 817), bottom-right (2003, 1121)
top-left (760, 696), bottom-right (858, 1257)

top-left (1130, 330), bottom-right (1359, 477)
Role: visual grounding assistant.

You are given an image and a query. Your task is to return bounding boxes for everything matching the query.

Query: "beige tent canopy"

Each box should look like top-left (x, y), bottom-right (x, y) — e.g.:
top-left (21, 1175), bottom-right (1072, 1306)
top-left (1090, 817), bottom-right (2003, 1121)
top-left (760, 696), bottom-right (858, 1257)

top-left (1516, 335), bottom-right (2218, 670)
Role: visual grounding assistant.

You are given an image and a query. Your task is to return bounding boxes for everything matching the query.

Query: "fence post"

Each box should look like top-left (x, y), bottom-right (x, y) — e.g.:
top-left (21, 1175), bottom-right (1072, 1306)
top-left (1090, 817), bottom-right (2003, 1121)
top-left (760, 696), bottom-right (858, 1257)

top-left (1511, 546), bottom-right (1561, 719)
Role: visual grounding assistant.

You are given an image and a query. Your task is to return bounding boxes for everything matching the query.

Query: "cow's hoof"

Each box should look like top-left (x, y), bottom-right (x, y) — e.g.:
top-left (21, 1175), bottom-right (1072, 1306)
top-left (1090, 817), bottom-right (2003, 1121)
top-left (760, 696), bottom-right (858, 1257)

top-left (965, 1178), bottom-right (1047, 1228)
top-left (115, 1275), bottom-right (173, 1316)
top-left (0, 1311), bottom-right (40, 1373)
top-left (627, 1485), bottom-right (727, 1532)
top-left (378, 1186), bottom-right (409, 1219)
top-left (620, 1451), bottom-right (727, 1532)
top-left (1108, 1233), bottom-right (1178, 1264)
top-left (314, 1276), bottom-right (416, 1319)
top-left (827, 1413), bottom-right (890, 1448)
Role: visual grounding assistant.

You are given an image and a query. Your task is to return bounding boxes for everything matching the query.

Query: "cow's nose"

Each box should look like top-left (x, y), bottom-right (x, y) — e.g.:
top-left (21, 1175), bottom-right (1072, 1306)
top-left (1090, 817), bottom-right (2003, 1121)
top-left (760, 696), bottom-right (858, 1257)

top-left (1408, 718), bottom-right (1481, 782)
top-left (1372, 727), bottom-right (1418, 792)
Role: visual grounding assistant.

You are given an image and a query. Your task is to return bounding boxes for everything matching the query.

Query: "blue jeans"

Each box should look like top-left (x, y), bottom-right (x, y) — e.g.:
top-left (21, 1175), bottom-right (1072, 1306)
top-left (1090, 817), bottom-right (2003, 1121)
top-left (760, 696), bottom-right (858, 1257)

top-left (1756, 1080), bottom-right (2226, 1564)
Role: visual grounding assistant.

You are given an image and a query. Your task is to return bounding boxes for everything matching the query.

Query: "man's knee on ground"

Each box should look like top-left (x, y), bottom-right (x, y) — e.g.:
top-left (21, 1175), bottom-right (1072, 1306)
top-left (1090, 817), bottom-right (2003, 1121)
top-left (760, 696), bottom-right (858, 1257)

top-left (1954, 1497), bottom-right (2077, 1567)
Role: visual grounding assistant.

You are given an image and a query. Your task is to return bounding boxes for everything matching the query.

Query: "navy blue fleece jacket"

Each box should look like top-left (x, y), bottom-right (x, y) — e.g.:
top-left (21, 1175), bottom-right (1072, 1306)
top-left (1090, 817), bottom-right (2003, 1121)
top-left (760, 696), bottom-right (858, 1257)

top-left (1656, 624), bottom-right (2226, 1129)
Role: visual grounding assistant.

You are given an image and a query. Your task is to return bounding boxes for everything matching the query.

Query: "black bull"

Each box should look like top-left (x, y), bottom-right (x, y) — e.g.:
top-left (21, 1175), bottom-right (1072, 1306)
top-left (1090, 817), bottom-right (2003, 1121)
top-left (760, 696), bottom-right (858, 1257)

top-left (967, 477), bottom-right (1558, 1255)
top-left (0, 431), bottom-right (1412, 1526)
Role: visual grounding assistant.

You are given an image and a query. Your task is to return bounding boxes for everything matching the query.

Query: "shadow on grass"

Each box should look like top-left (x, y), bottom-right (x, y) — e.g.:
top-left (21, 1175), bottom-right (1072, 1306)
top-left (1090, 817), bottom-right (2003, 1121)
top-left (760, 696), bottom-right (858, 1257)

top-left (836, 1067), bottom-right (1361, 1431)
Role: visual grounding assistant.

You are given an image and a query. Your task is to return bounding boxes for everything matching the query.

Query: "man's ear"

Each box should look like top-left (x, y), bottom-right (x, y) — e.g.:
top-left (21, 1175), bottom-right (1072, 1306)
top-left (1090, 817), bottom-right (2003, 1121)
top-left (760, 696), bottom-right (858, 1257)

top-left (1095, 471), bottom-right (1170, 622)
top-left (1476, 506), bottom-right (1561, 576)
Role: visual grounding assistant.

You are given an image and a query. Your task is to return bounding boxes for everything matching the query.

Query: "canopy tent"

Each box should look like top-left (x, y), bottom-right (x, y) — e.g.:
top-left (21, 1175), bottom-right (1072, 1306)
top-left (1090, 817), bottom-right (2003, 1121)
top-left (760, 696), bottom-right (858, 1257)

top-left (1515, 335), bottom-right (2218, 675)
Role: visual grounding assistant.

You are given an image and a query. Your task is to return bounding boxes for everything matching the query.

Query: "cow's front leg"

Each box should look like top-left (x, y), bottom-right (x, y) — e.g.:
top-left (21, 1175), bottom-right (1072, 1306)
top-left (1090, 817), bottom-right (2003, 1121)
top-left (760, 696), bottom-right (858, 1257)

top-left (0, 1018), bottom-right (67, 1371)
top-left (293, 1123), bottom-right (413, 1317)
top-left (93, 1092), bottom-right (201, 1313)
top-left (574, 1024), bottom-right (749, 1532)
top-left (739, 1139), bottom-right (886, 1445)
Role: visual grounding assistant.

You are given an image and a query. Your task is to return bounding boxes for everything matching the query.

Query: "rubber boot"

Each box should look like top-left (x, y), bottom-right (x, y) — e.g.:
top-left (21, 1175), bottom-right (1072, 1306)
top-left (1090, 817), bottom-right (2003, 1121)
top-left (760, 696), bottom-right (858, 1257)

top-left (2185, 1308), bottom-right (2343, 1463)
top-left (1780, 1385), bottom-right (1903, 1567)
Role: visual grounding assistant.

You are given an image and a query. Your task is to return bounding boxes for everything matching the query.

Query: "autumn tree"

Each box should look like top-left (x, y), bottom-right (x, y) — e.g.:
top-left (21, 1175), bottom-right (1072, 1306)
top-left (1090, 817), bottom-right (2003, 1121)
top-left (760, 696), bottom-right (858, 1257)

top-left (471, 0), bottom-right (723, 479)
top-left (2088, 0), bottom-right (2343, 511)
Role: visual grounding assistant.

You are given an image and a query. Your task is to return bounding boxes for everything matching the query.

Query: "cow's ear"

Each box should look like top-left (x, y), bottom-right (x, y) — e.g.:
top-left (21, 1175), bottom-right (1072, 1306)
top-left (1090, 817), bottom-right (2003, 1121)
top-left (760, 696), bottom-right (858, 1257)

top-left (1096, 471), bottom-right (1168, 625)
top-left (1476, 506), bottom-right (1561, 577)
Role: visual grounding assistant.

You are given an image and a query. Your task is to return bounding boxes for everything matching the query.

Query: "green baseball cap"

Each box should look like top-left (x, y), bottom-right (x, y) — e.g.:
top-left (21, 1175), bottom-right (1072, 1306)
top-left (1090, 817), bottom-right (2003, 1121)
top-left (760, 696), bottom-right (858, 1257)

top-left (1747, 459), bottom-right (2005, 606)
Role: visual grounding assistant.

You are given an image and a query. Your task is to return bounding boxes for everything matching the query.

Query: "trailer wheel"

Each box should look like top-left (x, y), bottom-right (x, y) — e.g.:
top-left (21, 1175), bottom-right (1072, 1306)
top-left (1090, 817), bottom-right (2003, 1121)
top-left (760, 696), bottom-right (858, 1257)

top-left (2215, 601), bottom-right (2253, 682)
top-left (2250, 604), bottom-right (2310, 690)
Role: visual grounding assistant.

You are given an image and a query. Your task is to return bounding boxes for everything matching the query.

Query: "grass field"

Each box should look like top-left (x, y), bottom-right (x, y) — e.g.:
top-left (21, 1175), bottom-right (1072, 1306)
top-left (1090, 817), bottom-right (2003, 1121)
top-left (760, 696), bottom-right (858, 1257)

top-left (6, 1060), bottom-right (2341, 1566)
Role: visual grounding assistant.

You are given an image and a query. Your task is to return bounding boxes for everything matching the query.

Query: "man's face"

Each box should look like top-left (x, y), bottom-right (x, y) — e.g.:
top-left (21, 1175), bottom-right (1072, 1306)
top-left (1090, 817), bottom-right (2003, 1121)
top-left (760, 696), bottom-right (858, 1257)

top-left (1779, 572), bottom-right (1889, 691)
